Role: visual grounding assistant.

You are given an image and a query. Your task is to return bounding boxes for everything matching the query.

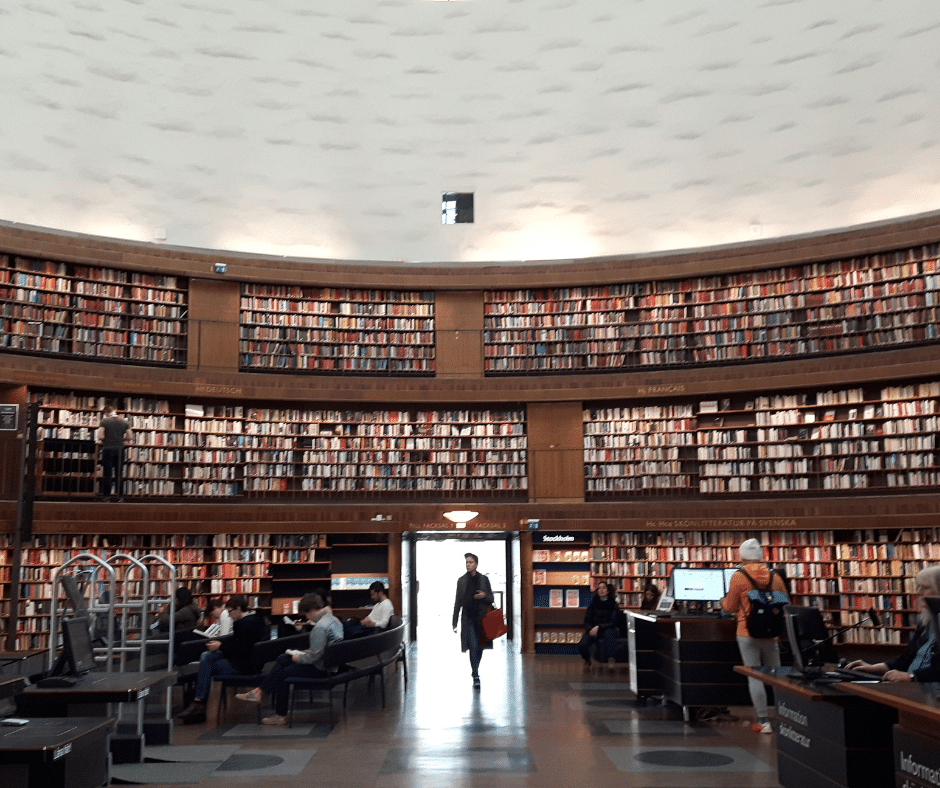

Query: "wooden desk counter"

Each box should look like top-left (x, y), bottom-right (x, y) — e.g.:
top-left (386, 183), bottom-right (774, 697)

top-left (655, 616), bottom-right (750, 710)
top-left (838, 680), bottom-right (940, 788)
top-left (736, 665), bottom-right (896, 788)
top-left (0, 716), bottom-right (112, 788)
top-left (836, 679), bottom-right (940, 725)
top-left (18, 671), bottom-right (174, 714)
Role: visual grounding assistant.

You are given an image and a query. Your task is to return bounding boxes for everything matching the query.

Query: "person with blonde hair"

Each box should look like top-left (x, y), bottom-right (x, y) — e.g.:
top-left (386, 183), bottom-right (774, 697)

top-left (846, 565), bottom-right (940, 682)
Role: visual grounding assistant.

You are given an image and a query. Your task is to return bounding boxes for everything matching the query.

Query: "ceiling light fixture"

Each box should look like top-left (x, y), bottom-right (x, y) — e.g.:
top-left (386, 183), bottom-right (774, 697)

top-left (443, 510), bottom-right (479, 529)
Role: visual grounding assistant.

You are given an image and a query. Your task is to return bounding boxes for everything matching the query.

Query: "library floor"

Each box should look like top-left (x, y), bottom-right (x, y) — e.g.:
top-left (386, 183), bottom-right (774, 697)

top-left (120, 638), bottom-right (781, 788)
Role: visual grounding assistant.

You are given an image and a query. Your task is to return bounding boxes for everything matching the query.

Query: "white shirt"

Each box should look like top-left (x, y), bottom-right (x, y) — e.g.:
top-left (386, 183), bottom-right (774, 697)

top-left (365, 598), bottom-right (394, 628)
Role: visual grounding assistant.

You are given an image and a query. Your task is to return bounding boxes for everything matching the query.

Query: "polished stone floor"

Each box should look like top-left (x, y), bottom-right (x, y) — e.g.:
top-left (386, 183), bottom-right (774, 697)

top-left (136, 637), bottom-right (782, 788)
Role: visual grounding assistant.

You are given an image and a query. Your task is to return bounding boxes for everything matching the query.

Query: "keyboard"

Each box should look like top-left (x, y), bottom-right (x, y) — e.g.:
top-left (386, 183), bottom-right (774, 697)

top-left (824, 668), bottom-right (880, 682)
top-left (36, 676), bottom-right (82, 689)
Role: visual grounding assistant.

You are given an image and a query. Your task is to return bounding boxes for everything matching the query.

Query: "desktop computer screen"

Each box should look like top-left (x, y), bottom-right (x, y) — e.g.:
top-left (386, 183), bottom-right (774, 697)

top-left (61, 617), bottom-right (98, 676)
top-left (670, 567), bottom-right (727, 602)
top-left (783, 604), bottom-right (838, 667)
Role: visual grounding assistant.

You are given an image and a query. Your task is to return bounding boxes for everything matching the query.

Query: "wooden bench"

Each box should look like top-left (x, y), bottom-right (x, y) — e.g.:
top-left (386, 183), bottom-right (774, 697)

top-left (284, 619), bottom-right (406, 726)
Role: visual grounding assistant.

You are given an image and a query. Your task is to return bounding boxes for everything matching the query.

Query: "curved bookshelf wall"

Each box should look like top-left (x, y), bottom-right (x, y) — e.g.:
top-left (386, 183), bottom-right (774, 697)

top-left (483, 244), bottom-right (940, 375)
top-left (4, 218), bottom-right (940, 656)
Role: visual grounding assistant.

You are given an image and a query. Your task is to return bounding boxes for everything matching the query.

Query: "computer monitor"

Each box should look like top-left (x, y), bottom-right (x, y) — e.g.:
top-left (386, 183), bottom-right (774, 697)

top-left (61, 617), bottom-right (98, 676)
top-left (670, 567), bottom-right (726, 602)
top-left (783, 604), bottom-right (838, 667)
top-left (723, 567), bottom-right (738, 593)
top-left (60, 574), bottom-right (90, 617)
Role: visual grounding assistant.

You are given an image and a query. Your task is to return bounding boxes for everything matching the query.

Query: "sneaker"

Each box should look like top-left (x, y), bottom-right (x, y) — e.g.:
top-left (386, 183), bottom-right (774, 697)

top-left (261, 715), bottom-right (287, 726)
top-left (235, 688), bottom-right (262, 703)
top-left (472, 677), bottom-right (481, 689)
top-left (752, 721), bottom-right (773, 734)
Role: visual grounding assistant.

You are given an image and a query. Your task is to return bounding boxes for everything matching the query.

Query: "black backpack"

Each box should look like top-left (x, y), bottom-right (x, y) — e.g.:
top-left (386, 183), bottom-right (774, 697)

top-left (738, 567), bottom-right (790, 639)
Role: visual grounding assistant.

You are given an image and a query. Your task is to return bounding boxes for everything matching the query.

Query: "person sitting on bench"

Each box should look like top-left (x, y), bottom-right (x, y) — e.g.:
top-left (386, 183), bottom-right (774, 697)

top-left (177, 595), bottom-right (269, 724)
top-left (236, 590), bottom-right (344, 725)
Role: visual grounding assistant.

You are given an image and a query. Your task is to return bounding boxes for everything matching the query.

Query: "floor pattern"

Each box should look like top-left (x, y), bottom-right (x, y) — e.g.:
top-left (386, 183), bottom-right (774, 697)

top-left (127, 638), bottom-right (781, 788)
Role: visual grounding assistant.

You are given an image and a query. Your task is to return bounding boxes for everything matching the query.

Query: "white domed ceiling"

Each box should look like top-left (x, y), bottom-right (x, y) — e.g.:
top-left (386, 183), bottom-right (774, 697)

top-left (2, 1), bottom-right (939, 265)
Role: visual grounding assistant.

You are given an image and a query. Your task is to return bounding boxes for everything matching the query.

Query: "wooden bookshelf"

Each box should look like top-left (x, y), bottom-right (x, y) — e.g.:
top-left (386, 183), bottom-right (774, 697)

top-left (483, 243), bottom-right (940, 374)
top-left (531, 533), bottom-right (592, 653)
top-left (1, 530), bottom-right (396, 651)
top-left (0, 254), bottom-right (187, 366)
top-left (239, 284), bottom-right (435, 375)
top-left (588, 527), bottom-right (940, 647)
top-left (584, 379), bottom-right (940, 498)
top-left (32, 391), bottom-right (528, 501)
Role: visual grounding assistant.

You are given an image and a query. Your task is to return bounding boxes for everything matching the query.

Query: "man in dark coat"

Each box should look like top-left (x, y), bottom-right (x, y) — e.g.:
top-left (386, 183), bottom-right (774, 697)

top-left (452, 552), bottom-right (494, 689)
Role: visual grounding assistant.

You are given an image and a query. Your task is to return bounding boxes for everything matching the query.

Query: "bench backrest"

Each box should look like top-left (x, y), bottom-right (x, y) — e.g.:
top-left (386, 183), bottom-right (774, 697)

top-left (249, 632), bottom-right (309, 671)
top-left (322, 622), bottom-right (405, 671)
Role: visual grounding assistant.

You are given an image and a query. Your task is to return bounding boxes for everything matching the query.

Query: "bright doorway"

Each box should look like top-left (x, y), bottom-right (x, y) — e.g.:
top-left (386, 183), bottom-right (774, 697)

top-left (407, 533), bottom-right (520, 654)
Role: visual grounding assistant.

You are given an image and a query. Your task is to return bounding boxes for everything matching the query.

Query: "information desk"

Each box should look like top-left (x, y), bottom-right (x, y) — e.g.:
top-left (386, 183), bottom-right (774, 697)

top-left (16, 671), bottom-right (174, 764)
top-left (838, 680), bottom-right (940, 788)
top-left (0, 717), bottom-right (112, 788)
top-left (737, 666), bottom-right (897, 788)
top-left (655, 616), bottom-right (750, 713)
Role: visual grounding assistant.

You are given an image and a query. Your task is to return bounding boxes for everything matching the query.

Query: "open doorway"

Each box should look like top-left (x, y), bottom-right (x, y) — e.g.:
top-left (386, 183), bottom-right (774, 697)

top-left (406, 533), bottom-right (520, 654)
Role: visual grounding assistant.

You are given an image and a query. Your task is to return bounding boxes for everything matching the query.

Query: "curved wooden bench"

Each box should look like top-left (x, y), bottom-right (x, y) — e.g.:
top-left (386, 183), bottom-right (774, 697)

top-left (284, 621), bottom-right (406, 726)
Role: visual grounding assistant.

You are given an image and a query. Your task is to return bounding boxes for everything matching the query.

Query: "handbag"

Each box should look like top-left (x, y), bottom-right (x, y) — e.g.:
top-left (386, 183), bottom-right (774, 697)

top-left (481, 606), bottom-right (508, 640)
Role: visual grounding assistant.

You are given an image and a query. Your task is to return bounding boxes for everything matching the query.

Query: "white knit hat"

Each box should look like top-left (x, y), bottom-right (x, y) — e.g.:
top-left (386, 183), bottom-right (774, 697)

top-left (739, 538), bottom-right (763, 561)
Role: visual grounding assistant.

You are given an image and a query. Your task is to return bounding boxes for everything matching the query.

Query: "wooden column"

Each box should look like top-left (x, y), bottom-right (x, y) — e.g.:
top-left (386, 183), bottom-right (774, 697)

top-left (526, 401), bottom-right (584, 502)
top-left (187, 278), bottom-right (241, 372)
top-left (434, 290), bottom-right (484, 378)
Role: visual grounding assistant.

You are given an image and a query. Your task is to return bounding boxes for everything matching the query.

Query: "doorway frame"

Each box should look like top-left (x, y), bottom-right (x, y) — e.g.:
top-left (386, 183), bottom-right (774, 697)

top-left (404, 530), bottom-right (518, 645)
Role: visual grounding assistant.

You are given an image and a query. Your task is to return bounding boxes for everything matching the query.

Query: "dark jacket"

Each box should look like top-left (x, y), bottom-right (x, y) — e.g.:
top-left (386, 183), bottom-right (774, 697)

top-left (583, 595), bottom-right (621, 634)
top-left (452, 571), bottom-right (494, 652)
top-left (158, 601), bottom-right (202, 634)
top-left (218, 613), bottom-right (270, 673)
top-left (887, 625), bottom-right (940, 682)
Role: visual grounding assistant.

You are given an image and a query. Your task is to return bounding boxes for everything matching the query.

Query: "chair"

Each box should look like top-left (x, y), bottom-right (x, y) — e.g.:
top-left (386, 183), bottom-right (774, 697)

top-left (212, 633), bottom-right (308, 723)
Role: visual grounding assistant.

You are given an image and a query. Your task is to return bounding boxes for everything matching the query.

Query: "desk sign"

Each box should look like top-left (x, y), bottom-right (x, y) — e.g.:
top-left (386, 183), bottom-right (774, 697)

top-left (0, 404), bottom-right (18, 431)
top-left (895, 726), bottom-right (940, 788)
top-left (774, 687), bottom-right (894, 787)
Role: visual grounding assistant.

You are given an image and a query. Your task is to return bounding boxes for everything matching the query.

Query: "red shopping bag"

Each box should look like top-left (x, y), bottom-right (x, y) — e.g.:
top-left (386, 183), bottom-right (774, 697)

top-left (482, 607), bottom-right (508, 639)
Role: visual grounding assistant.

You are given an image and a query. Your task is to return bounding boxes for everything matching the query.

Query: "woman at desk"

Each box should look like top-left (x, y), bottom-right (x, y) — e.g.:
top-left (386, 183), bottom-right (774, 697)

top-left (846, 566), bottom-right (940, 682)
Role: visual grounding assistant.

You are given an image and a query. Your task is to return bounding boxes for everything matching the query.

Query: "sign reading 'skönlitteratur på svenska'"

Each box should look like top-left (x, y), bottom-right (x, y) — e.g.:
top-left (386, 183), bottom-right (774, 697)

top-left (0, 405), bottom-right (18, 431)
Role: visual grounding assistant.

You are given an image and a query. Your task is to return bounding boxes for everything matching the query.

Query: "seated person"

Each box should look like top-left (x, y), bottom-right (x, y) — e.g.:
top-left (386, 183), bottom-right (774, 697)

top-left (157, 586), bottom-right (203, 634)
top-left (639, 581), bottom-right (661, 611)
top-left (177, 595), bottom-right (269, 723)
top-left (577, 581), bottom-right (621, 667)
top-left (344, 581), bottom-right (395, 637)
top-left (201, 597), bottom-right (234, 638)
top-left (236, 590), bottom-right (343, 726)
top-left (846, 566), bottom-right (940, 682)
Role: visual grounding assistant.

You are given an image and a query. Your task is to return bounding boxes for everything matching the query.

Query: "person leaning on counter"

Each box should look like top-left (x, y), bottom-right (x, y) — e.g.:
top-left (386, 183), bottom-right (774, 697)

top-left (846, 565), bottom-right (940, 682)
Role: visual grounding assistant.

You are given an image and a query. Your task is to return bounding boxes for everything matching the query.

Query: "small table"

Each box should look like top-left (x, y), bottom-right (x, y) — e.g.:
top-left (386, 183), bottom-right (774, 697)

top-left (0, 716), bottom-right (112, 788)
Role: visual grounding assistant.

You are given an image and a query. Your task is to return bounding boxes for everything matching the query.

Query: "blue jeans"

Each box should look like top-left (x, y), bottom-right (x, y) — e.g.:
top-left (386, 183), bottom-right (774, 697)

top-left (577, 627), bottom-right (619, 663)
top-left (467, 623), bottom-right (483, 679)
top-left (101, 447), bottom-right (124, 497)
top-left (194, 650), bottom-right (243, 700)
top-left (261, 652), bottom-right (328, 716)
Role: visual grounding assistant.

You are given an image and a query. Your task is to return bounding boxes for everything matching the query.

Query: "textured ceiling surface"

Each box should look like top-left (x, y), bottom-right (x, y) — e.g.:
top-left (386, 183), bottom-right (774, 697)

top-left (1, 1), bottom-right (939, 265)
